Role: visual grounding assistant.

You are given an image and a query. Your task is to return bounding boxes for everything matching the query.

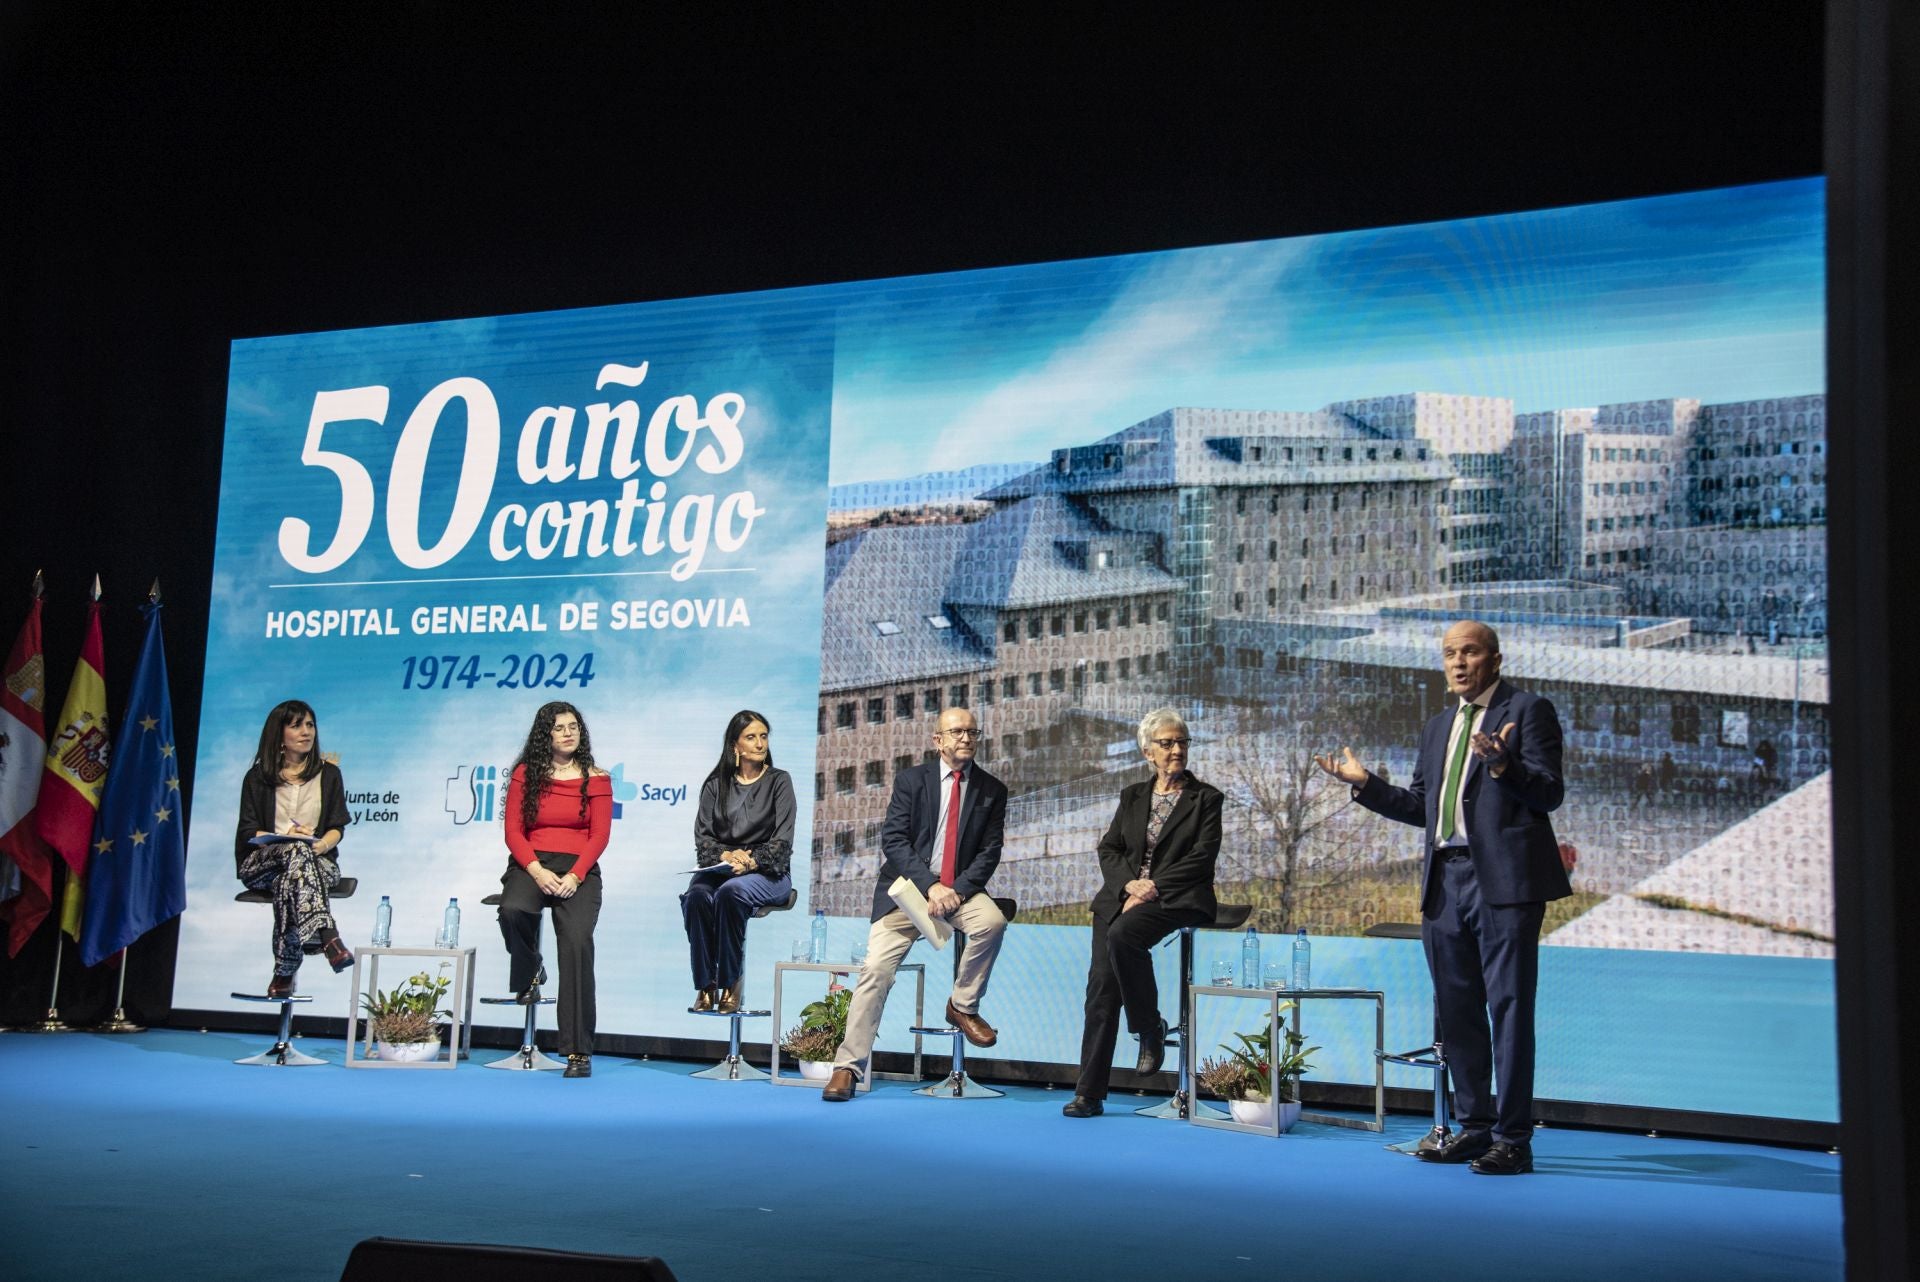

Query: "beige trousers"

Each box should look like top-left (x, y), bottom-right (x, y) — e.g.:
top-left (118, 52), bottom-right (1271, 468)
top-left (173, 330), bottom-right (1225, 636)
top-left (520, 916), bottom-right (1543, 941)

top-left (831, 893), bottom-right (1007, 1080)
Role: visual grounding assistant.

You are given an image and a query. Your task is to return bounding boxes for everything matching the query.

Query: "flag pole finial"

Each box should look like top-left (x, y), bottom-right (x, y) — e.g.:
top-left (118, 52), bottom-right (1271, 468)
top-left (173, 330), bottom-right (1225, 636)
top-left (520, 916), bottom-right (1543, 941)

top-left (90, 574), bottom-right (102, 602)
top-left (32, 568), bottom-right (45, 599)
top-left (148, 579), bottom-right (162, 605)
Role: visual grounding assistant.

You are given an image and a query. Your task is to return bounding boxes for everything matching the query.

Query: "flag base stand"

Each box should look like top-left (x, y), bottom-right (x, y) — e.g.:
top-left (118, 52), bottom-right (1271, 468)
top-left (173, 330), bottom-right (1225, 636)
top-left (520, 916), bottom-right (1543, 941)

top-left (95, 1008), bottom-right (145, 1033)
top-left (20, 1008), bottom-right (78, 1033)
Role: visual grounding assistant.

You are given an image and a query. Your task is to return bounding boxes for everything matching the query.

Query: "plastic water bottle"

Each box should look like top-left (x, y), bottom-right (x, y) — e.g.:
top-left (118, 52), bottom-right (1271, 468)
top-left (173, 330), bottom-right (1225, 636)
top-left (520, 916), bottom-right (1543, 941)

top-left (1240, 926), bottom-right (1261, 989)
top-left (442, 897), bottom-right (461, 949)
top-left (372, 895), bottom-right (392, 947)
top-left (809, 908), bottom-right (827, 963)
top-left (1291, 927), bottom-right (1311, 991)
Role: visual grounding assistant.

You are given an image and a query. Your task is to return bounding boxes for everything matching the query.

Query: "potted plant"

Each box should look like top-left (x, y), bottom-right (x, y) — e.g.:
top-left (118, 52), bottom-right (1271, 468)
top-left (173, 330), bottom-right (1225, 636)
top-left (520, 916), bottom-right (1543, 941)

top-left (1196, 1005), bottom-right (1318, 1131)
top-left (360, 965), bottom-right (453, 1062)
top-left (780, 979), bottom-right (851, 1080)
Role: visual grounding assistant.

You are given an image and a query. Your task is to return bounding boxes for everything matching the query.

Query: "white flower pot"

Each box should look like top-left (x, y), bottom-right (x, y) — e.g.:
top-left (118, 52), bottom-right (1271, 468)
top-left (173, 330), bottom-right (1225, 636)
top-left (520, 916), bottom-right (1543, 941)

top-left (1230, 1098), bottom-right (1302, 1132)
top-left (795, 1058), bottom-right (834, 1081)
top-left (375, 1039), bottom-right (441, 1063)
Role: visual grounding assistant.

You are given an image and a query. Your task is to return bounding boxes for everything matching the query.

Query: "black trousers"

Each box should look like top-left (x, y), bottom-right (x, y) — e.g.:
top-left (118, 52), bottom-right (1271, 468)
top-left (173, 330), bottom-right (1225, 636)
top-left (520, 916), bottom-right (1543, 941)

top-left (497, 853), bottom-right (602, 1056)
top-left (1423, 853), bottom-right (1546, 1145)
top-left (1074, 901), bottom-right (1208, 1100)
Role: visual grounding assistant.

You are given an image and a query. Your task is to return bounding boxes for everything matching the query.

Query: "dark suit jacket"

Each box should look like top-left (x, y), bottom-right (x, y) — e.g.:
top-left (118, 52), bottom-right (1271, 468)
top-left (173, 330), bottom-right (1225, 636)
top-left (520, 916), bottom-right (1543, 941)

top-left (1090, 775), bottom-right (1222, 925)
top-left (1355, 680), bottom-right (1571, 911)
top-left (234, 761), bottom-right (350, 877)
top-left (870, 759), bottom-right (1008, 921)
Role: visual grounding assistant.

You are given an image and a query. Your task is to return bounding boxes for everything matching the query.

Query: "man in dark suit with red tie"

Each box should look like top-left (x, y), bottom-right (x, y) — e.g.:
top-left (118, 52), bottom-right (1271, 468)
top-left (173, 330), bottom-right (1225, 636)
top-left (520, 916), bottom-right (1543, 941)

top-left (1316, 620), bottom-right (1570, 1174)
top-left (823, 706), bottom-right (1009, 1102)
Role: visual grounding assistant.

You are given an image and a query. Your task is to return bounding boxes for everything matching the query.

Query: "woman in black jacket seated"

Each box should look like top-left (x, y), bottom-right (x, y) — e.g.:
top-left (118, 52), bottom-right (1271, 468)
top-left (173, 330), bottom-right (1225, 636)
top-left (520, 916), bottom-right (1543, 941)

top-left (234, 699), bottom-right (353, 997)
top-left (1063, 706), bottom-right (1222, 1117)
top-left (680, 709), bottom-right (795, 1013)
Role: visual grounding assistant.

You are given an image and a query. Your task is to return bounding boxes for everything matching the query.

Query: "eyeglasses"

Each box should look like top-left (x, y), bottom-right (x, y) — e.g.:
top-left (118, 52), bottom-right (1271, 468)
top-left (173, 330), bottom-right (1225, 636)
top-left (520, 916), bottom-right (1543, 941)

top-left (1150, 737), bottom-right (1190, 750)
top-left (941, 728), bottom-right (982, 740)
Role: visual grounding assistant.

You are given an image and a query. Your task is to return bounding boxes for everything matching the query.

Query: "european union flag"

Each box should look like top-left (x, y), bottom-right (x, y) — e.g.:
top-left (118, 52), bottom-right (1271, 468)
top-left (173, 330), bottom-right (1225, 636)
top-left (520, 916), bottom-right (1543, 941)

top-left (79, 597), bottom-right (186, 967)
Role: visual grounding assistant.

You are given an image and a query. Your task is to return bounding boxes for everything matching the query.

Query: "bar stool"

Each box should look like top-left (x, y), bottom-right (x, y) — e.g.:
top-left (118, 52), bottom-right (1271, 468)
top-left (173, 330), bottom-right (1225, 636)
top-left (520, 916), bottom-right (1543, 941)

top-left (473, 892), bottom-right (562, 1071)
top-left (229, 876), bottom-right (359, 1067)
top-left (1136, 902), bottom-right (1251, 1121)
top-left (1364, 920), bottom-right (1451, 1155)
top-left (233, 875), bottom-right (359, 914)
top-left (910, 896), bottom-right (1017, 1099)
top-left (689, 888), bottom-right (798, 1081)
top-left (480, 995), bottom-right (563, 1071)
top-left (230, 991), bottom-right (324, 1066)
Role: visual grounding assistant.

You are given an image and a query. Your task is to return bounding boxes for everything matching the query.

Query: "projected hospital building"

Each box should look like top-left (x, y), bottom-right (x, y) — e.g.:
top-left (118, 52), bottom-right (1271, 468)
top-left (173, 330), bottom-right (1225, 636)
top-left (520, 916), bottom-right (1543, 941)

top-left (811, 389), bottom-right (1831, 952)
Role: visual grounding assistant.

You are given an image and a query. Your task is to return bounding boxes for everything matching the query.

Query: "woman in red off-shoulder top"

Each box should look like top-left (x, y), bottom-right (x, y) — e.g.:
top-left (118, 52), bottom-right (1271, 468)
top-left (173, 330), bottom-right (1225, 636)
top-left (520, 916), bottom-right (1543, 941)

top-left (497, 701), bottom-right (612, 1077)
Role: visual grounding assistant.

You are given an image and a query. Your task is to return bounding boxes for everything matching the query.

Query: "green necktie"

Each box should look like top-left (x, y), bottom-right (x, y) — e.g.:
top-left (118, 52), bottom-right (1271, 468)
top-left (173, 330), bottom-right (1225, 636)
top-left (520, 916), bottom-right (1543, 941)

top-left (1438, 701), bottom-right (1477, 842)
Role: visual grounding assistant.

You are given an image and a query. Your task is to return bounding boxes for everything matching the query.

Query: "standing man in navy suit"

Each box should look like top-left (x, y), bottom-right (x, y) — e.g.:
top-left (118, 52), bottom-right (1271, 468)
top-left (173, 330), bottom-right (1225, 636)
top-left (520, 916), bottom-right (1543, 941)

top-left (823, 705), bottom-right (1008, 1102)
top-left (1315, 621), bottom-right (1569, 1174)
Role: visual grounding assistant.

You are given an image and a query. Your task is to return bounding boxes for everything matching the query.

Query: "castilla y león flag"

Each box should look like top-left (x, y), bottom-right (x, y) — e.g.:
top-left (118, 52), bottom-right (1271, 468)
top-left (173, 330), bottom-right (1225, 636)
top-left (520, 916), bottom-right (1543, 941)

top-left (0, 594), bottom-right (58, 957)
top-left (37, 595), bottom-right (109, 940)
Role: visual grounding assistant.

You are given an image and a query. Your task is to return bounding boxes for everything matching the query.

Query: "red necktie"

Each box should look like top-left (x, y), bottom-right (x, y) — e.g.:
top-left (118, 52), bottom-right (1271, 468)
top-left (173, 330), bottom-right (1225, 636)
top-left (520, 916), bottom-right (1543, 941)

top-left (939, 768), bottom-right (962, 887)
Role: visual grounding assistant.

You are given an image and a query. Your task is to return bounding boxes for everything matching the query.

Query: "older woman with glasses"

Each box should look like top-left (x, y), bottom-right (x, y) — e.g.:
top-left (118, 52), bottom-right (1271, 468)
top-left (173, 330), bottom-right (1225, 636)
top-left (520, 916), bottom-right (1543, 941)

top-left (1062, 706), bottom-right (1222, 1118)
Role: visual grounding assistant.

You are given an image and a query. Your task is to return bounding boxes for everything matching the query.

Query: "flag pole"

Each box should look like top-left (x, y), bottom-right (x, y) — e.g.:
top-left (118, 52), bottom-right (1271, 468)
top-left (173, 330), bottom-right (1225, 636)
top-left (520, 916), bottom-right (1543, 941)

top-left (92, 577), bottom-right (163, 1035)
top-left (96, 950), bottom-right (144, 1033)
top-left (26, 894), bottom-right (77, 1033)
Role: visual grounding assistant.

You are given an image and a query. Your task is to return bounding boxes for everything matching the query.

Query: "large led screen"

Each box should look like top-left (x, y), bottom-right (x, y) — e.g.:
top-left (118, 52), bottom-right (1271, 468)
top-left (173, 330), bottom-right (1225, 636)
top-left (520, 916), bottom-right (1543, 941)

top-left (182, 177), bottom-right (1831, 1120)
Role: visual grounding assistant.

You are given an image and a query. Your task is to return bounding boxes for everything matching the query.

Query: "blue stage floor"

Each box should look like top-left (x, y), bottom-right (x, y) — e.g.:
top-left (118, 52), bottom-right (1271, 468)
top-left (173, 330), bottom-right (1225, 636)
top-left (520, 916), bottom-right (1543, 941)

top-left (0, 1030), bottom-right (1842, 1281)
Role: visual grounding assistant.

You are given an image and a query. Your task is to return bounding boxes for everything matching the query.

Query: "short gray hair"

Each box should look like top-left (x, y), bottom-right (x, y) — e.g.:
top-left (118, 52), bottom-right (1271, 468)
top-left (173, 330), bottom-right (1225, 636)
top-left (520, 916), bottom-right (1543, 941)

top-left (1137, 707), bottom-right (1189, 752)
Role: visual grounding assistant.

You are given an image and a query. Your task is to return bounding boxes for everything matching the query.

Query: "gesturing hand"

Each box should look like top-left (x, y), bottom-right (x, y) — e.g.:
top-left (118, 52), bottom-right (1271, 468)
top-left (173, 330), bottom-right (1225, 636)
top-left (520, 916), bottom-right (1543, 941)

top-left (1311, 746), bottom-right (1369, 785)
top-left (1470, 722), bottom-right (1518, 766)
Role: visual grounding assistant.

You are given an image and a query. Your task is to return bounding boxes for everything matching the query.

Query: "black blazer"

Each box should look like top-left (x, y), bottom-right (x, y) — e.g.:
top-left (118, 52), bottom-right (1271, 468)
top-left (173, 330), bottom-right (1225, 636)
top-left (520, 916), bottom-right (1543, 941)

top-left (1091, 775), bottom-right (1222, 925)
top-left (869, 759), bottom-right (1007, 921)
top-left (234, 761), bottom-right (350, 877)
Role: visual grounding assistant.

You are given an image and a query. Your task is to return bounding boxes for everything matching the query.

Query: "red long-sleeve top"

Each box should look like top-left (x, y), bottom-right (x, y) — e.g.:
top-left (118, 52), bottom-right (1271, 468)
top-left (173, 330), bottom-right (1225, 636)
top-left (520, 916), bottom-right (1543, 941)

top-left (504, 765), bottom-right (612, 878)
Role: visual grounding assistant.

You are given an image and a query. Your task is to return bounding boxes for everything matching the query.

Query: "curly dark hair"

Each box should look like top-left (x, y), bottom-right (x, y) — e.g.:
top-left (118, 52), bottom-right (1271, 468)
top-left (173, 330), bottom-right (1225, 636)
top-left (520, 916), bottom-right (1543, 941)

top-left (251, 699), bottom-right (322, 783)
top-left (512, 701), bottom-right (596, 831)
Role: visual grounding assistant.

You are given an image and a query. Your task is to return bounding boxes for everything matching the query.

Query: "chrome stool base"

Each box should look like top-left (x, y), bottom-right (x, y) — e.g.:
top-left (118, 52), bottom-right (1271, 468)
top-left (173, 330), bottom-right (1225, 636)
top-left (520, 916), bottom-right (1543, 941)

top-left (480, 995), bottom-right (563, 1071)
top-left (231, 991), bottom-right (324, 1066)
top-left (690, 1007), bottom-right (772, 1080)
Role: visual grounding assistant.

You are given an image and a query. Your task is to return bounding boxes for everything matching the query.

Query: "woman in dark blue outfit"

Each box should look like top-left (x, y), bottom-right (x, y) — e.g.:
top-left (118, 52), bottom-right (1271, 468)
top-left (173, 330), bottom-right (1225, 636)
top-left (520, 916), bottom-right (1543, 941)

top-left (680, 710), bottom-right (795, 1013)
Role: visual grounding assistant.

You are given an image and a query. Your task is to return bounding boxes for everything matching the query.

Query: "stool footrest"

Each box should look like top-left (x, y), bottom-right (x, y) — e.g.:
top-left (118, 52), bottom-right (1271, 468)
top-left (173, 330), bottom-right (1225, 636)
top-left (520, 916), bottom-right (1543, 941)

top-left (230, 992), bottom-right (314, 1004)
top-left (480, 996), bottom-right (556, 1006)
top-left (908, 1025), bottom-right (958, 1036)
top-left (690, 1008), bottom-right (770, 1018)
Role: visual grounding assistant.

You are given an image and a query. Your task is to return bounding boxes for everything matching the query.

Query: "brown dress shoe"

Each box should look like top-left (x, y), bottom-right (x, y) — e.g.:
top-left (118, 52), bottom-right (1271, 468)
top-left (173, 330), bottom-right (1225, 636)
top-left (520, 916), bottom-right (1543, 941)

top-left (692, 988), bottom-right (716, 1012)
top-left (945, 1000), bottom-right (997, 1047)
top-left (717, 985), bottom-right (743, 1014)
top-left (267, 973), bottom-right (296, 999)
top-left (322, 935), bottom-right (354, 974)
top-left (821, 1067), bottom-right (857, 1101)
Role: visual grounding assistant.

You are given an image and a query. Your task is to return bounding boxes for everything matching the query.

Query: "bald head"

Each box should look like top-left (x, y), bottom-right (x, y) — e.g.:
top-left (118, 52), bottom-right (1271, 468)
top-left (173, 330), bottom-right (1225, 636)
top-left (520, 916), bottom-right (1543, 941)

top-left (1440, 620), bottom-right (1502, 700)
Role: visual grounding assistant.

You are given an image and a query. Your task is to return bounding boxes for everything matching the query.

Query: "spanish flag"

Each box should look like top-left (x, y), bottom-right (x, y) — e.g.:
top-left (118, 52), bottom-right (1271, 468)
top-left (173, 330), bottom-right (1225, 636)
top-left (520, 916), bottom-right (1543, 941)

top-left (37, 589), bottom-right (109, 940)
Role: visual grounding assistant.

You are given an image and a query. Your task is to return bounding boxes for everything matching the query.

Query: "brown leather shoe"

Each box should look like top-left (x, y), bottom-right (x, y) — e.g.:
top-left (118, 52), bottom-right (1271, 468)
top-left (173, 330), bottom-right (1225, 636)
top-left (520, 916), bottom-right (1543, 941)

top-left (322, 936), bottom-right (354, 974)
top-left (945, 1000), bottom-right (997, 1047)
top-left (267, 973), bottom-right (295, 999)
top-left (821, 1067), bottom-right (857, 1101)
top-left (692, 987), bottom-right (716, 1012)
top-left (717, 985), bottom-right (743, 1014)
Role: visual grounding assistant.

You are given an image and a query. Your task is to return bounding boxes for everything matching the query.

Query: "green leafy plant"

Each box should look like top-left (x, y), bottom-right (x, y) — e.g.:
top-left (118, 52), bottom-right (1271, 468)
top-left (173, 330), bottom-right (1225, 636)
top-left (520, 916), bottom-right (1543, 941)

top-left (1196, 1006), bottom-right (1318, 1103)
top-left (360, 965), bottom-right (453, 1046)
top-left (780, 980), bottom-right (852, 1062)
